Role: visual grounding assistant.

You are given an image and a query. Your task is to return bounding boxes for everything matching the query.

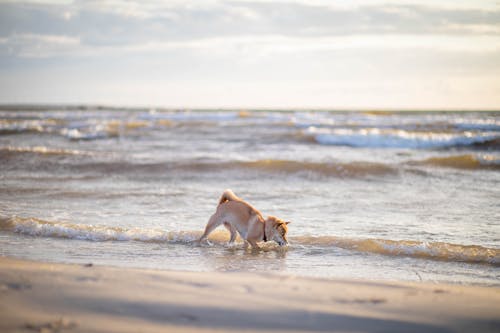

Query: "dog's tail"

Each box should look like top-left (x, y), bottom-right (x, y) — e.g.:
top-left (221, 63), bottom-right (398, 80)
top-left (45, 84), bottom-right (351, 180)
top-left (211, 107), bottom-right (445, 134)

top-left (218, 189), bottom-right (241, 205)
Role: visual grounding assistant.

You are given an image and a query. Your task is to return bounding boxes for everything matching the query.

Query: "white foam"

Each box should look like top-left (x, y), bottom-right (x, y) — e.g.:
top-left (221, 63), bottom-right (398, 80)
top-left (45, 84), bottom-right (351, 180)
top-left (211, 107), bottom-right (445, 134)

top-left (478, 154), bottom-right (500, 166)
top-left (0, 120), bottom-right (45, 133)
top-left (1, 217), bottom-right (200, 243)
top-left (452, 118), bottom-right (500, 131)
top-left (292, 235), bottom-right (500, 265)
top-left (0, 146), bottom-right (93, 156)
top-left (307, 127), bottom-right (498, 148)
top-left (61, 128), bottom-right (108, 140)
top-left (2, 217), bottom-right (498, 265)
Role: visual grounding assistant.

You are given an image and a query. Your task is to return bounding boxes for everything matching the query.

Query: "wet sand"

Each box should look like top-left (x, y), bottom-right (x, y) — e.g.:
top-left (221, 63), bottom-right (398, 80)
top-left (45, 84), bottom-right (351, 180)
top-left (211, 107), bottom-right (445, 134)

top-left (0, 256), bottom-right (499, 333)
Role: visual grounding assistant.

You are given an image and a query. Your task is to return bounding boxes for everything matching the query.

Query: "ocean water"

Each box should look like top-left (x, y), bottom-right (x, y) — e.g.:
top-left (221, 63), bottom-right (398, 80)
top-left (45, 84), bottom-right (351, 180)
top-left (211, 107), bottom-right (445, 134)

top-left (0, 108), bottom-right (499, 285)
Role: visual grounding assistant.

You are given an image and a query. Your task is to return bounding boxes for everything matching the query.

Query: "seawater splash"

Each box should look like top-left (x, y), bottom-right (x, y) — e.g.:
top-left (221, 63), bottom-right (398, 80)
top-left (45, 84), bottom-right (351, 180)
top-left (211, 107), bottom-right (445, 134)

top-left (1, 217), bottom-right (498, 266)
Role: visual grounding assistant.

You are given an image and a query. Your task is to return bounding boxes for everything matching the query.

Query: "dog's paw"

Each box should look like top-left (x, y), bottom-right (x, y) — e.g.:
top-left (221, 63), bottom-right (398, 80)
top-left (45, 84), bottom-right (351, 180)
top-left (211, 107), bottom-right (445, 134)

top-left (225, 242), bottom-right (239, 249)
top-left (198, 239), bottom-right (213, 247)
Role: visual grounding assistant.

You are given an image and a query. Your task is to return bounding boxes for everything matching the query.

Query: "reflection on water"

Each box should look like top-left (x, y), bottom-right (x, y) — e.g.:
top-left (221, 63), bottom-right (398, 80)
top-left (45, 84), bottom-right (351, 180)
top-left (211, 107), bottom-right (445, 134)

top-left (207, 246), bottom-right (289, 273)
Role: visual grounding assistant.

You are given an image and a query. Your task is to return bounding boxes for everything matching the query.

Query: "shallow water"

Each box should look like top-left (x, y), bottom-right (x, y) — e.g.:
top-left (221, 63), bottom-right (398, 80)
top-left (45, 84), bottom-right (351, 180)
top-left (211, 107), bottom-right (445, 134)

top-left (0, 109), bottom-right (499, 285)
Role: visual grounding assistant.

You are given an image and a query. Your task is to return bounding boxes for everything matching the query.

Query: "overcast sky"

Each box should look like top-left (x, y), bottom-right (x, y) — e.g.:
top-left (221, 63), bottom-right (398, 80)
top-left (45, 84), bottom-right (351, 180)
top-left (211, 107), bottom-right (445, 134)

top-left (0, 0), bottom-right (499, 109)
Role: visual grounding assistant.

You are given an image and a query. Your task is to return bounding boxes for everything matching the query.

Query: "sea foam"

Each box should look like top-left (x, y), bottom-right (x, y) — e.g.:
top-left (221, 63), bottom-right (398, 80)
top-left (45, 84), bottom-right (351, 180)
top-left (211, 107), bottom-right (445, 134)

top-left (2, 217), bottom-right (498, 266)
top-left (307, 127), bottom-right (499, 149)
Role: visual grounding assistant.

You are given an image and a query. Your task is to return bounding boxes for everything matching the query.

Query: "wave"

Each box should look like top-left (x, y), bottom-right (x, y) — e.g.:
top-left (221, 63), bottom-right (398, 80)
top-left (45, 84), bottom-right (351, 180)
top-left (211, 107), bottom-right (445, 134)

top-left (0, 217), bottom-right (200, 243)
top-left (3, 148), bottom-right (497, 176)
top-left (0, 119), bottom-right (56, 135)
top-left (453, 119), bottom-right (500, 132)
top-left (0, 118), bottom-right (158, 141)
top-left (410, 154), bottom-right (500, 170)
top-left (306, 127), bottom-right (500, 149)
top-left (67, 159), bottom-right (397, 178)
top-left (3, 111), bottom-right (499, 147)
top-left (6, 154), bottom-right (498, 178)
top-left (222, 159), bottom-right (396, 177)
top-left (292, 235), bottom-right (500, 266)
top-left (1, 217), bottom-right (498, 266)
top-left (67, 157), bottom-right (500, 177)
top-left (0, 146), bottom-right (94, 156)
top-left (60, 120), bottom-right (154, 140)
top-left (138, 111), bottom-right (241, 122)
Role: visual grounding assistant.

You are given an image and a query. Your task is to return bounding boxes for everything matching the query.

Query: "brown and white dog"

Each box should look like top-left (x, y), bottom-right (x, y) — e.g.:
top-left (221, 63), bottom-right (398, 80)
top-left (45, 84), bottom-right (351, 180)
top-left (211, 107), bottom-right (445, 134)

top-left (199, 189), bottom-right (290, 248)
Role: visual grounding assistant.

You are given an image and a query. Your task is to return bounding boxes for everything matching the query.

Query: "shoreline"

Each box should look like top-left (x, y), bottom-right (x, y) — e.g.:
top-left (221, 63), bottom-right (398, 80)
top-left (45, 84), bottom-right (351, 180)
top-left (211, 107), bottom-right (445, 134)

top-left (1, 256), bottom-right (499, 333)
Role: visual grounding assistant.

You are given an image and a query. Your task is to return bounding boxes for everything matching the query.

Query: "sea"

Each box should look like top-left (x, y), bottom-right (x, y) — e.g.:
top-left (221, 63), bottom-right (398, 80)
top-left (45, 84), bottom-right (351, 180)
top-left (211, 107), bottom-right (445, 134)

top-left (1, 108), bottom-right (499, 286)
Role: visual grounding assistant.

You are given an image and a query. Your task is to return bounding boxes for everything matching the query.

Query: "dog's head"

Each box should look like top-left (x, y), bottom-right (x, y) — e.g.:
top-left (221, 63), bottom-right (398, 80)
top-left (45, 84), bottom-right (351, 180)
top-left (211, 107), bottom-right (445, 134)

top-left (266, 216), bottom-right (290, 246)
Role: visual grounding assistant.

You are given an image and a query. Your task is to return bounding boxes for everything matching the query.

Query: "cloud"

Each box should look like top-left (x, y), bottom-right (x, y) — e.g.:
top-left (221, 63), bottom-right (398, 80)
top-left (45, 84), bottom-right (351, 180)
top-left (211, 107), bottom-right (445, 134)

top-left (1, 0), bottom-right (499, 59)
top-left (0, 0), bottom-right (499, 108)
top-left (0, 33), bottom-right (80, 58)
top-left (2, 2), bottom-right (500, 38)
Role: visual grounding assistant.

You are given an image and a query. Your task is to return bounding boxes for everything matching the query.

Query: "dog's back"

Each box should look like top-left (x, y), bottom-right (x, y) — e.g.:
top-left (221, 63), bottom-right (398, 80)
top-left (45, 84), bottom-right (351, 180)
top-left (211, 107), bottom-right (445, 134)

top-left (218, 189), bottom-right (263, 219)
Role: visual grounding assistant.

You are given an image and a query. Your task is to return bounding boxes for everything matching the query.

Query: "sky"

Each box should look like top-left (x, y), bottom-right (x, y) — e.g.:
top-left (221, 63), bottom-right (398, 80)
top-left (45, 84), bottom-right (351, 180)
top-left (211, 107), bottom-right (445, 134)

top-left (0, 0), bottom-right (499, 109)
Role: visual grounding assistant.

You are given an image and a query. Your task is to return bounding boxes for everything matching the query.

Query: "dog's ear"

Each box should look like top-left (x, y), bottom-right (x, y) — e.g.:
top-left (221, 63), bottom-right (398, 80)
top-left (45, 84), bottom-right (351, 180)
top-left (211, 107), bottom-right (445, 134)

top-left (285, 221), bottom-right (291, 225)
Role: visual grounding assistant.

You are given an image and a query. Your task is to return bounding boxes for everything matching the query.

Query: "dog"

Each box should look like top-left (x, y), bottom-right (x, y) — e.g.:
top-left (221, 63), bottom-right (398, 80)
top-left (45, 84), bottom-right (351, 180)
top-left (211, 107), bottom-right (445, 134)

top-left (199, 189), bottom-right (290, 248)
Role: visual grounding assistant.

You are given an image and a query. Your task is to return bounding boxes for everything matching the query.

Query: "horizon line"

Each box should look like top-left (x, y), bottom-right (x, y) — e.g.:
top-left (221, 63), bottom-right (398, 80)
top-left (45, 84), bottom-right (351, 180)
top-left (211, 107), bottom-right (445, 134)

top-left (0, 103), bottom-right (499, 112)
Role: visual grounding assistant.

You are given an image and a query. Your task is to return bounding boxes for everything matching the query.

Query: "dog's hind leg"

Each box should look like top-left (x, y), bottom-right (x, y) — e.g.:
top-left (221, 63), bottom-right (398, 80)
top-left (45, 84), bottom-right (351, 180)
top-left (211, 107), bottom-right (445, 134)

top-left (223, 222), bottom-right (238, 244)
top-left (199, 212), bottom-right (221, 243)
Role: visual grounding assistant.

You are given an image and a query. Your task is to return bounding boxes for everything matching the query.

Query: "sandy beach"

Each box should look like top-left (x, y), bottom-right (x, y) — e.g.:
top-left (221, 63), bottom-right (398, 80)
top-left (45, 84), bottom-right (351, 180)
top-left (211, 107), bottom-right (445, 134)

top-left (2, 0), bottom-right (500, 331)
top-left (0, 256), bottom-right (498, 333)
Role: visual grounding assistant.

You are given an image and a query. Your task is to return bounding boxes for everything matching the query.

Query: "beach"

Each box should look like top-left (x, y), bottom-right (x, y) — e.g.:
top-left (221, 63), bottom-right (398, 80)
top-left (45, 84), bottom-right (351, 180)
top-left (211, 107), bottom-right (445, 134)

top-left (1, 256), bottom-right (499, 333)
top-left (1, 109), bottom-right (499, 332)
top-left (2, 0), bottom-right (500, 331)
top-left (1, 109), bottom-right (499, 285)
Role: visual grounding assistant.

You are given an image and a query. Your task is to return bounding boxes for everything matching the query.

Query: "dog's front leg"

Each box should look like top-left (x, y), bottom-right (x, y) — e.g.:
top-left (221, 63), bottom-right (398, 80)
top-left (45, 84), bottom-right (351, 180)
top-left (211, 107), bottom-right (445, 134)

top-left (247, 239), bottom-right (260, 249)
top-left (199, 212), bottom-right (221, 243)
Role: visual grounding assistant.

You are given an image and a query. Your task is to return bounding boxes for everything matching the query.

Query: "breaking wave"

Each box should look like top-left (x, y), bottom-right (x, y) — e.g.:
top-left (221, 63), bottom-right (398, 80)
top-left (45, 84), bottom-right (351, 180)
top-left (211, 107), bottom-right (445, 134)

top-left (410, 154), bottom-right (500, 170)
top-left (3, 111), bottom-right (499, 150)
top-left (1, 217), bottom-right (498, 266)
top-left (0, 217), bottom-right (199, 243)
top-left (306, 127), bottom-right (499, 149)
top-left (0, 118), bottom-right (159, 141)
top-left (292, 235), bottom-right (500, 266)
top-left (0, 146), bottom-right (94, 156)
